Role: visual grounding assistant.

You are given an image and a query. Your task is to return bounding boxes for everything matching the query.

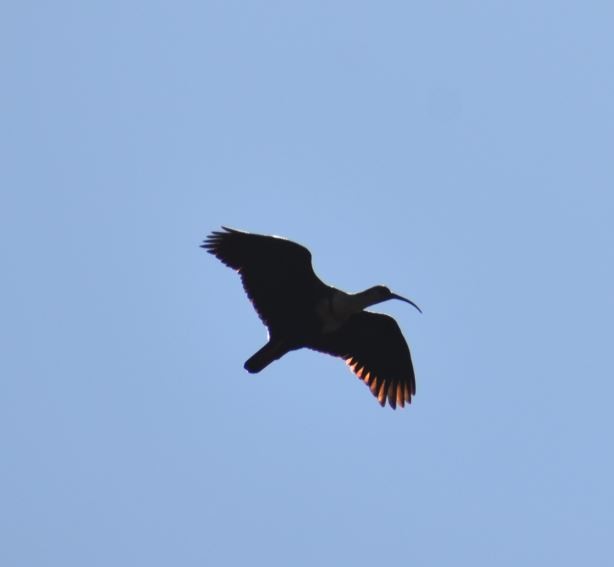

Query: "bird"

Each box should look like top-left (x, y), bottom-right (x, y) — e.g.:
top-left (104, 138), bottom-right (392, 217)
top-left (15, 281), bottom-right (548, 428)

top-left (202, 226), bottom-right (421, 409)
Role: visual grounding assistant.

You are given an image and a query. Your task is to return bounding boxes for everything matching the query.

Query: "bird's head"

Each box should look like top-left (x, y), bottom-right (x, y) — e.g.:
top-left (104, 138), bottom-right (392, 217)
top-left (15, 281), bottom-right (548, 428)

top-left (367, 285), bottom-right (422, 313)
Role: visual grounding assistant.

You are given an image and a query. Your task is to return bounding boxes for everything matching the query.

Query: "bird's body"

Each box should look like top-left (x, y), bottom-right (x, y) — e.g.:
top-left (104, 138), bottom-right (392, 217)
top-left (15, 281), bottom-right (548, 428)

top-left (202, 227), bottom-right (421, 409)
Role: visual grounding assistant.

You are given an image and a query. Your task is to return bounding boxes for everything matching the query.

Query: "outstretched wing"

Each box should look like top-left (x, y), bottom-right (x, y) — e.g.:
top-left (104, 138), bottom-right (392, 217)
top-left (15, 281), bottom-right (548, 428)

top-left (202, 227), bottom-right (327, 335)
top-left (307, 312), bottom-right (416, 409)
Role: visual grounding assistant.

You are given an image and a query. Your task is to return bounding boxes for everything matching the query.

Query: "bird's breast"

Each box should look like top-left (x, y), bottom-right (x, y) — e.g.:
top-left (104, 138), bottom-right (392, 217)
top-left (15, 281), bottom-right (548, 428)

top-left (315, 291), bottom-right (356, 333)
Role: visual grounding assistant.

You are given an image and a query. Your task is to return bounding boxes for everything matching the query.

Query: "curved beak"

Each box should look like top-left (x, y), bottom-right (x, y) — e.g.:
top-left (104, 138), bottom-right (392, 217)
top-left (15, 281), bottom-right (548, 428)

top-left (390, 293), bottom-right (423, 314)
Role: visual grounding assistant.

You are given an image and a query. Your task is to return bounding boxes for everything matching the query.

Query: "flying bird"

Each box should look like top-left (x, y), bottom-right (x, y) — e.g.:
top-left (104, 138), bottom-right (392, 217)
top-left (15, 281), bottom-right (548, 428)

top-left (202, 227), bottom-right (421, 409)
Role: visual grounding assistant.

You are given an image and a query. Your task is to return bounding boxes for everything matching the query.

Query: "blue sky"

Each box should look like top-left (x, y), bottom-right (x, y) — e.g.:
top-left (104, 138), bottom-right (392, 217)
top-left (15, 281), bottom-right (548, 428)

top-left (2, 1), bottom-right (613, 565)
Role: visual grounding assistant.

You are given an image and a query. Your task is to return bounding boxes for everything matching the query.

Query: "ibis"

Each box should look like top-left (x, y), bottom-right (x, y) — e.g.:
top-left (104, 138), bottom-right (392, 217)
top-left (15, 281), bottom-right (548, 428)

top-left (202, 227), bottom-right (421, 409)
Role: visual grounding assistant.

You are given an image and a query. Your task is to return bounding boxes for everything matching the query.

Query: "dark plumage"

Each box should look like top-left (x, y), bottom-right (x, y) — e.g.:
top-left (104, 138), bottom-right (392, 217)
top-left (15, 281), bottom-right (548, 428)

top-left (202, 226), bottom-right (421, 409)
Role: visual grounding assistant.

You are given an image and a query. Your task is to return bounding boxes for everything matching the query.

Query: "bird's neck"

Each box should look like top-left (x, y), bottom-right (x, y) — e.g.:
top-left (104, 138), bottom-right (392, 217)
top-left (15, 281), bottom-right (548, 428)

top-left (332, 288), bottom-right (380, 316)
top-left (349, 288), bottom-right (385, 310)
top-left (318, 289), bottom-right (378, 333)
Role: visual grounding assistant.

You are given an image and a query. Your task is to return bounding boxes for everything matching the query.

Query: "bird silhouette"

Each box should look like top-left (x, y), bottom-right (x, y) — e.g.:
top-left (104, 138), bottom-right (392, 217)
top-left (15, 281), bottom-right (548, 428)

top-left (202, 227), bottom-right (421, 409)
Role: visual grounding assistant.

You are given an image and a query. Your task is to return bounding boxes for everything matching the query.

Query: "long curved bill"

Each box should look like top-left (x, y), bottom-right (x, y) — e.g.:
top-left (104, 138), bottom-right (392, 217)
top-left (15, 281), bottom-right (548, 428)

top-left (391, 293), bottom-right (423, 314)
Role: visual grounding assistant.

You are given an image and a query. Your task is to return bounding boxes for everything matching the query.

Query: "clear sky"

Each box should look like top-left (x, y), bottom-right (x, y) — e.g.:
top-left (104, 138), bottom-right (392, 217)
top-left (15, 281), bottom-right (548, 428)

top-left (2, 2), bottom-right (613, 566)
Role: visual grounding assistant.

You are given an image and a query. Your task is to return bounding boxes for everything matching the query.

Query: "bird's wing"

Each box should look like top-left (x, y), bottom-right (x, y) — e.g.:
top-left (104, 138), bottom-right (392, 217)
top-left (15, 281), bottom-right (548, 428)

top-left (202, 227), bottom-right (326, 333)
top-left (307, 312), bottom-right (416, 409)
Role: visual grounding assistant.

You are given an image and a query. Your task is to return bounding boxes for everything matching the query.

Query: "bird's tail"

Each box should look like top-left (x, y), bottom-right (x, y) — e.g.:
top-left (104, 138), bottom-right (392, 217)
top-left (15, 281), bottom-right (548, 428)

top-left (244, 340), bottom-right (287, 373)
